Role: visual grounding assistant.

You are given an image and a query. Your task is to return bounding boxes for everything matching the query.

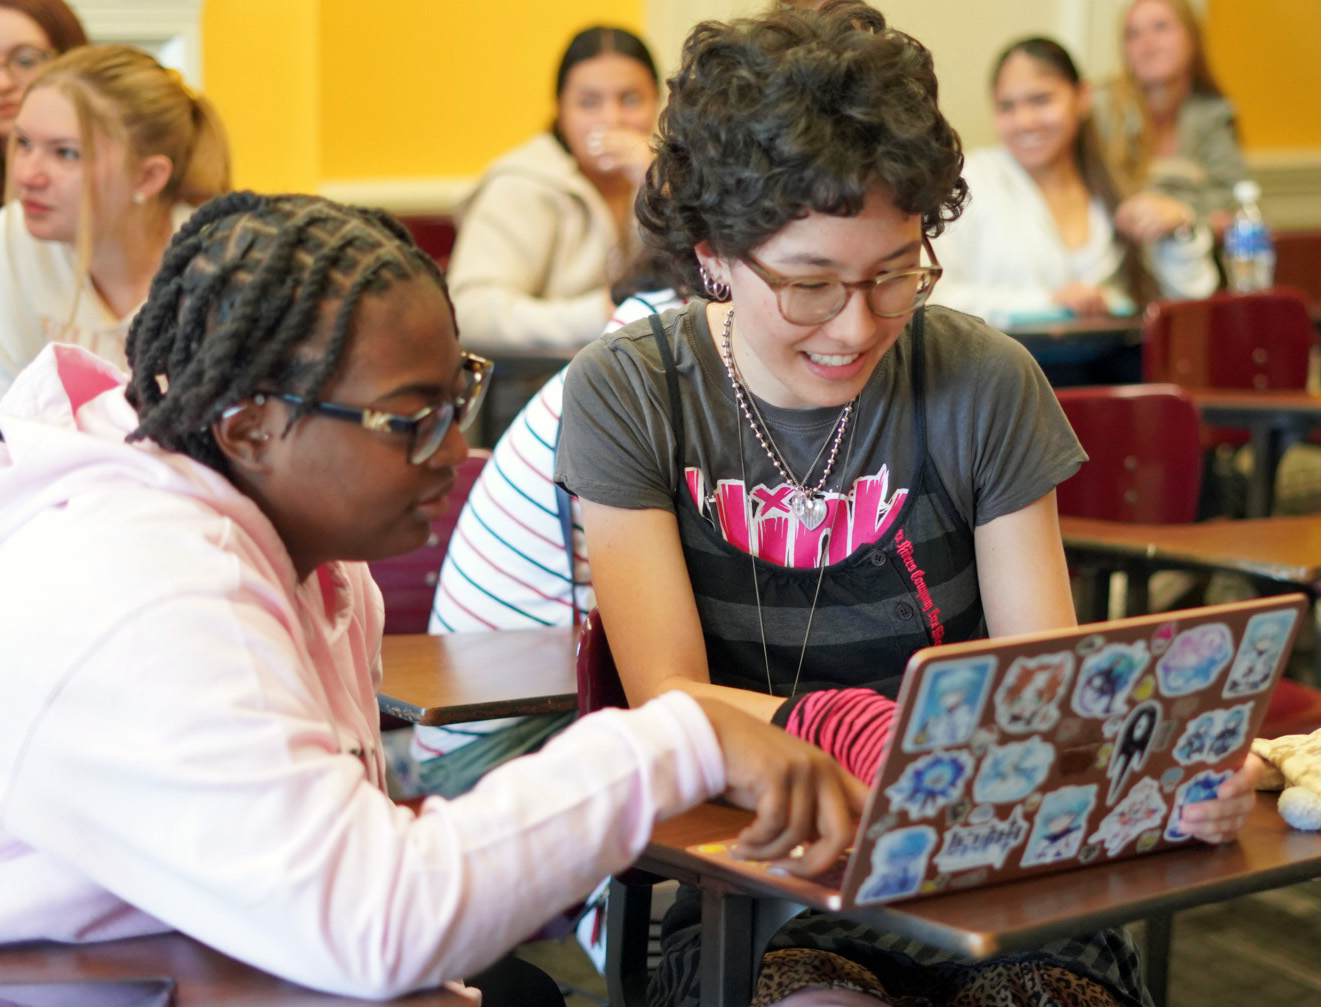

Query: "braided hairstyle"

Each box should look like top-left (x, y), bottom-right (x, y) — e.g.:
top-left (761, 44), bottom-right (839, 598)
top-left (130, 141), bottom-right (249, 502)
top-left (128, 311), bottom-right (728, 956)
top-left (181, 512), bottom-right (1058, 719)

top-left (125, 191), bottom-right (450, 473)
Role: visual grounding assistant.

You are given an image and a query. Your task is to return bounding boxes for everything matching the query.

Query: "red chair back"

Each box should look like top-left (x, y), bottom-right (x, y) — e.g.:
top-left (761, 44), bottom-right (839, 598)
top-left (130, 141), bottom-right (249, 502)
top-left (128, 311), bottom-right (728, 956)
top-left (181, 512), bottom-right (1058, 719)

top-left (1055, 385), bottom-right (1203, 524)
top-left (575, 608), bottom-right (627, 716)
top-left (397, 215), bottom-right (458, 269)
top-left (1274, 230), bottom-right (1321, 312)
top-left (367, 449), bottom-right (490, 634)
top-left (1142, 289), bottom-right (1313, 391)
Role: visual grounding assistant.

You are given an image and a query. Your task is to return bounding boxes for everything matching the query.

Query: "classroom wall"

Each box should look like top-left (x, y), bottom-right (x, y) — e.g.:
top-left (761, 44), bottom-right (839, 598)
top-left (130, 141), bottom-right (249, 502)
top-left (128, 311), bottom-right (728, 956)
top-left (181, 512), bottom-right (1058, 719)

top-left (1205, 0), bottom-right (1321, 149)
top-left (201, 0), bottom-right (642, 194)
top-left (199, 0), bottom-right (1321, 224)
top-left (199, 0), bottom-right (320, 193)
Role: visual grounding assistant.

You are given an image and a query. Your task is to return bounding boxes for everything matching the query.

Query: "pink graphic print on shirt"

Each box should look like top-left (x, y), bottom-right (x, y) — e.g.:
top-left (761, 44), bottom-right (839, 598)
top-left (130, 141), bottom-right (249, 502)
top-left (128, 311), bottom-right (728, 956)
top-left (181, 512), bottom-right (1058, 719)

top-left (685, 464), bottom-right (909, 568)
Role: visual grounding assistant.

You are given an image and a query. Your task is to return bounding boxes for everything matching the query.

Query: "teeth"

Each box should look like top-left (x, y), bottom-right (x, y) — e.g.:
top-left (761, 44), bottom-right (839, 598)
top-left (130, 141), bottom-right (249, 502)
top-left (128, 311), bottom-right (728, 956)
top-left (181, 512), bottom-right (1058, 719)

top-left (806, 351), bottom-right (861, 367)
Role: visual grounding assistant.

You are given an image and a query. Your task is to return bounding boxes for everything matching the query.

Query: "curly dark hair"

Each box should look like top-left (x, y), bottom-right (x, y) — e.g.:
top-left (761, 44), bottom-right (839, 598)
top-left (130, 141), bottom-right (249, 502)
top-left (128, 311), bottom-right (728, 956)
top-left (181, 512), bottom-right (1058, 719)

top-left (124, 192), bottom-right (449, 473)
top-left (638, 0), bottom-right (967, 296)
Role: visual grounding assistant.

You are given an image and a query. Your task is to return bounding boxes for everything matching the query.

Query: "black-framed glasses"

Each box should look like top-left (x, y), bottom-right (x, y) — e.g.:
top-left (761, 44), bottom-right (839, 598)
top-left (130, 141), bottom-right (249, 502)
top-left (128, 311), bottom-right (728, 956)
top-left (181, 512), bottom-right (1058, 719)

top-left (741, 236), bottom-right (942, 325)
top-left (259, 352), bottom-right (491, 465)
top-left (1, 45), bottom-right (54, 84)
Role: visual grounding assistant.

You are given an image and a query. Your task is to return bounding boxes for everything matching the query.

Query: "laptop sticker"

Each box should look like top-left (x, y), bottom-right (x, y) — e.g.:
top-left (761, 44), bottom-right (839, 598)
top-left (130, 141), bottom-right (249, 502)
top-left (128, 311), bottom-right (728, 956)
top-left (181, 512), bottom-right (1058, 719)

top-left (857, 826), bottom-right (938, 902)
top-left (1173, 702), bottom-right (1252, 765)
top-left (1089, 777), bottom-right (1168, 856)
top-left (1165, 769), bottom-right (1233, 841)
top-left (1106, 699), bottom-right (1162, 804)
top-left (934, 805), bottom-right (1030, 874)
top-left (994, 652), bottom-right (1074, 733)
top-left (1224, 609), bottom-right (1298, 697)
top-left (885, 749), bottom-right (976, 819)
top-left (973, 737), bottom-right (1055, 804)
top-left (1021, 784), bottom-right (1098, 866)
top-left (1150, 620), bottom-right (1178, 655)
top-left (1072, 641), bottom-right (1150, 718)
top-left (902, 657), bottom-right (995, 752)
top-left (1156, 622), bottom-right (1233, 695)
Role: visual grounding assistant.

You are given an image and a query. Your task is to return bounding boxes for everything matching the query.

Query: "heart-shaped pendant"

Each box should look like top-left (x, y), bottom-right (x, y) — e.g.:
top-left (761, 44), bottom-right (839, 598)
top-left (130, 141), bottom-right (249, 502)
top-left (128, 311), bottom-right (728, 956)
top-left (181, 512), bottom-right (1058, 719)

top-left (789, 491), bottom-right (827, 531)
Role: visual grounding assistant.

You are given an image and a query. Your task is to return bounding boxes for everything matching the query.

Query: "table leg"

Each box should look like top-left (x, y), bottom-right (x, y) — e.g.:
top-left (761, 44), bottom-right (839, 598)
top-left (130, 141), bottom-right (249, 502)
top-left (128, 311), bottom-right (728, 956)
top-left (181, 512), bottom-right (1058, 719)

top-left (698, 885), bottom-right (803, 1007)
top-left (699, 884), bottom-right (755, 1007)
top-left (1141, 910), bottom-right (1173, 1007)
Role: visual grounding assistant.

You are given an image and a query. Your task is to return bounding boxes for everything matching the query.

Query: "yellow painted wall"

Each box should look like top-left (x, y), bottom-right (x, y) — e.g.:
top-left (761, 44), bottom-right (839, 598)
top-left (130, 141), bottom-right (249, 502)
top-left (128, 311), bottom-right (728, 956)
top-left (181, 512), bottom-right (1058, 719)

top-left (200, 0), bottom-right (321, 192)
top-left (202, 0), bottom-right (645, 190)
top-left (1205, 0), bottom-right (1321, 148)
top-left (319, 1), bottom-right (645, 180)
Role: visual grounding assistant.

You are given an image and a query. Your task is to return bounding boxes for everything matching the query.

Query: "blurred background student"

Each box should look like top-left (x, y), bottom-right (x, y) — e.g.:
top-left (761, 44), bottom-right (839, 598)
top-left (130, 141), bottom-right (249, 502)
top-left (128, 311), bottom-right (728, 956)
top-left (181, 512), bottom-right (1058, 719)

top-left (930, 36), bottom-right (1216, 332)
top-left (0, 0), bottom-right (86, 192)
top-left (1097, 0), bottom-right (1247, 235)
top-left (0, 44), bottom-right (231, 395)
top-left (446, 25), bottom-right (660, 351)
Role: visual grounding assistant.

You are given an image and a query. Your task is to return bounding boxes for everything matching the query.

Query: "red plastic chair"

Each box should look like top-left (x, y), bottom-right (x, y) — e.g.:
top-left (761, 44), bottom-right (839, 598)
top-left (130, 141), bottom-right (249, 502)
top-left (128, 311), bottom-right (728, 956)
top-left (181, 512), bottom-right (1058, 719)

top-left (1055, 385), bottom-right (1203, 525)
top-left (366, 449), bottom-right (490, 634)
top-left (1274, 231), bottom-right (1321, 312)
top-left (1141, 289), bottom-right (1315, 447)
top-left (574, 608), bottom-right (654, 1007)
top-left (396, 215), bottom-right (457, 270)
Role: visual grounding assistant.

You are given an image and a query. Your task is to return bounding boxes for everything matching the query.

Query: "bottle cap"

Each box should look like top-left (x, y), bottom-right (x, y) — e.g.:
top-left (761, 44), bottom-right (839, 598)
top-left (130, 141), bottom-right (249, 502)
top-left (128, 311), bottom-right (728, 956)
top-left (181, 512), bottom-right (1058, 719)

top-left (1233, 179), bottom-right (1262, 203)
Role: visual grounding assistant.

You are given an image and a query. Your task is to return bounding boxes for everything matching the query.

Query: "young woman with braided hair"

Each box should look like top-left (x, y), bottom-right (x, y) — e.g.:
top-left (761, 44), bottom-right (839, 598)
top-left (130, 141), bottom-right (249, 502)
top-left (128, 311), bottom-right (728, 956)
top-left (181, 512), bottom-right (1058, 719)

top-left (0, 42), bottom-right (230, 395)
top-left (0, 191), bottom-right (865, 1004)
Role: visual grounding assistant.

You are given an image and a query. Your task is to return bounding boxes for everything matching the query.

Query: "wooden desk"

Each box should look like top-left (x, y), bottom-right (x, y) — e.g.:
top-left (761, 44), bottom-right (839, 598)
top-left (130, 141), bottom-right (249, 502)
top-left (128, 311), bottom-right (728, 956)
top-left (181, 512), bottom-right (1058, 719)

top-left (1187, 388), bottom-right (1321, 517)
top-left (635, 794), bottom-right (1321, 1007)
top-left (378, 627), bottom-right (578, 726)
top-left (0, 932), bottom-right (470, 1005)
top-left (1005, 317), bottom-right (1143, 386)
top-left (1059, 514), bottom-right (1321, 626)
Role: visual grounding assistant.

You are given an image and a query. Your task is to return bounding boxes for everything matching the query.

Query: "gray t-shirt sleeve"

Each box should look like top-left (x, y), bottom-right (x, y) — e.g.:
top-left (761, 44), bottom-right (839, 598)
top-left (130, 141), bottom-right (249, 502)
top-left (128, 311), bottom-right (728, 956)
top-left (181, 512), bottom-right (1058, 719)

top-left (554, 321), bottom-right (681, 512)
top-left (923, 309), bottom-right (1086, 526)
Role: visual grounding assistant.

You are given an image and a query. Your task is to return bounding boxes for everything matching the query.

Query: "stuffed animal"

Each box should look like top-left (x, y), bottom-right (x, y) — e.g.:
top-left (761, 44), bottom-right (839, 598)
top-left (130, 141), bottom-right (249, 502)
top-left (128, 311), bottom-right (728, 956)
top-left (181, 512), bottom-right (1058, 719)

top-left (1251, 733), bottom-right (1321, 830)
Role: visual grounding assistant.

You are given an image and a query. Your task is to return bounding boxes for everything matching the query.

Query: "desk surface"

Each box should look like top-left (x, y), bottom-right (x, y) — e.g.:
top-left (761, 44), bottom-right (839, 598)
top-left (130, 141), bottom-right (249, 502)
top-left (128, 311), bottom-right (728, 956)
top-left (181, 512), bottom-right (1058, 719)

top-left (1187, 388), bottom-right (1321, 418)
top-left (0, 932), bottom-right (470, 1006)
top-left (378, 627), bottom-right (579, 726)
top-left (639, 793), bottom-right (1321, 960)
top-left (1005, 316), bottom-right (1143, 343)
top-left (1058, 514), bottom-right (1321, 586)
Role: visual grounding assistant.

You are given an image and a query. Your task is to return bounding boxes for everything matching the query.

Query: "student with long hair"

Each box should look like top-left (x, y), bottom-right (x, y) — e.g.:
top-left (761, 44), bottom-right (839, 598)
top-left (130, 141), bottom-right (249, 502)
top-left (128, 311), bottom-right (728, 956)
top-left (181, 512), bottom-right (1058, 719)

top-left (930, 37), bottom-right (1216, 330)
top-left (0, 192), bottom-right (863, 1003)
top-left (447, 25), bottom-right (660, 349)
top-left (1098, 0), bottom-right (1247, 234)
top-left (0, 0), bottom-right (86, 191)
top-left (0, 43), bottom-right (230, 394)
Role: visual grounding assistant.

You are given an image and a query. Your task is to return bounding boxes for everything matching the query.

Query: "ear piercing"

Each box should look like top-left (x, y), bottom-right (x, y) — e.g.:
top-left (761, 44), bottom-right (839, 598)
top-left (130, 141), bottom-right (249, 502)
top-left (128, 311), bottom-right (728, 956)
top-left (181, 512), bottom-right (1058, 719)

top-left (698, 262), bottom-right (731, 301)
top-left (131, 192), bottom-right (146, 205)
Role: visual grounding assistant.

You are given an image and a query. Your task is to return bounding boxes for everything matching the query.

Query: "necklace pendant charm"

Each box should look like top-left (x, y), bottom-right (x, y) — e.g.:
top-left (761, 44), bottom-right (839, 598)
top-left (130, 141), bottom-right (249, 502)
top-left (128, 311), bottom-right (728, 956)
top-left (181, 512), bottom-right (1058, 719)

top-left (789, 491), bottom-right (828, 531)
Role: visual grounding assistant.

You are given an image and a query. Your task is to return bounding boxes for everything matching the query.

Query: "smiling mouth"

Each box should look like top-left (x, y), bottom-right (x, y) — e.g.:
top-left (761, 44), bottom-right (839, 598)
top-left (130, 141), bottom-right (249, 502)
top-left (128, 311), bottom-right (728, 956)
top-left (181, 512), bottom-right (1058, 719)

top-left (805, 350), bottom-right (862, 367)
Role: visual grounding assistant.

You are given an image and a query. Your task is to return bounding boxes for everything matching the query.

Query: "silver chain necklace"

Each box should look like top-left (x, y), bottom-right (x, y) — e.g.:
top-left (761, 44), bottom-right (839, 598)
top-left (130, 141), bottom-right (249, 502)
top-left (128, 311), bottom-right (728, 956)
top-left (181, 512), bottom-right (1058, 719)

top-left (718, 307), bottom-right (854, 531)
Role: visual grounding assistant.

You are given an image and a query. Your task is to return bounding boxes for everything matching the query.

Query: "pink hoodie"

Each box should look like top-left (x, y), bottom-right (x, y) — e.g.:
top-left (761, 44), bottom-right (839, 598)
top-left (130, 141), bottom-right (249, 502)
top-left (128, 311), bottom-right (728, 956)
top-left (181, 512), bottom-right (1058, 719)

top-left (0, 345), bottom-right (724, 998)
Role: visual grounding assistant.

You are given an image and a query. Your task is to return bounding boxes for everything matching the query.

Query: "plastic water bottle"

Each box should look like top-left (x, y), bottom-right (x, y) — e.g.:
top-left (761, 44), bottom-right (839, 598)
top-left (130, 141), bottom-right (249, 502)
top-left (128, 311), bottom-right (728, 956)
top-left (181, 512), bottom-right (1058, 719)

top-left (1223, 179), bottom-right (1275, 292)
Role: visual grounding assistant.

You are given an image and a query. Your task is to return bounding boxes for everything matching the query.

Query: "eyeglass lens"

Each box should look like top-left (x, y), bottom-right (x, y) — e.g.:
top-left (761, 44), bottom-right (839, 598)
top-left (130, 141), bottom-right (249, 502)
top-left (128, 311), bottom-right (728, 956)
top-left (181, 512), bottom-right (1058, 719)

top-left (782, 270), bottom-right (937, 324)
top-left (407, 358), bottom-right (489, 464)
top-left (4, 46), bottom-right (51, 80)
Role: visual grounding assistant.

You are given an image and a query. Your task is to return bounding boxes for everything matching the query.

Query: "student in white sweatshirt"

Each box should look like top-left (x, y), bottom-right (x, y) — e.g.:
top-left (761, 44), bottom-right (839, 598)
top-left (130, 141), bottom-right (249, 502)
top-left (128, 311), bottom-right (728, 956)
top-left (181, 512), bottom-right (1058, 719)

top-left (0, 43), bottom-right (230, 395)
top-left (930, 37), bottom-right (1216, 331)
top-left (0, 192), bottom-right (865, 1004)
top-left (446, 26), bottom-right (659, 350)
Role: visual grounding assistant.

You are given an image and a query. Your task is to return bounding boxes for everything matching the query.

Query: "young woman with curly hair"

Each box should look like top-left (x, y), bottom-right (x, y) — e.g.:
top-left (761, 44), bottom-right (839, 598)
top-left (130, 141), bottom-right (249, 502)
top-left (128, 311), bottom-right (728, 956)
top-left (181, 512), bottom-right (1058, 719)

top-left (554, 4), bottom-right (1261, 1004)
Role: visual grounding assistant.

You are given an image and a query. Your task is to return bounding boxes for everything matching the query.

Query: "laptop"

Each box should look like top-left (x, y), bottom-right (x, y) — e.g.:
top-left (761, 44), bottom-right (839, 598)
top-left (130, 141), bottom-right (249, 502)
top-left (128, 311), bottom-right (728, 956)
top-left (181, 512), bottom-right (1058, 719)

top-left (688, 594), bottom-right (1308, 911)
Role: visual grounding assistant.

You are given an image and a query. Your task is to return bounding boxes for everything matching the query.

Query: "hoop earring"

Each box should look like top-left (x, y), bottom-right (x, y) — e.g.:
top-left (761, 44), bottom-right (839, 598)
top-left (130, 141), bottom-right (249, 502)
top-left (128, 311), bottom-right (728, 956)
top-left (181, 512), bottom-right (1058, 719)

top-left (698, 262), bottom-right (732, 302)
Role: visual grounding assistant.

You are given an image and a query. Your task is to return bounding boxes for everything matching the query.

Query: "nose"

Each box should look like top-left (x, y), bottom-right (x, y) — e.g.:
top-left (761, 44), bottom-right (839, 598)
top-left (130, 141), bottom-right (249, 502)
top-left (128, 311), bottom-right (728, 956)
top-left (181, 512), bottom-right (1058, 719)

top-left (426, 421), bottom-right (469, 470)
top-left (829, 284), bottom-right (881, 347)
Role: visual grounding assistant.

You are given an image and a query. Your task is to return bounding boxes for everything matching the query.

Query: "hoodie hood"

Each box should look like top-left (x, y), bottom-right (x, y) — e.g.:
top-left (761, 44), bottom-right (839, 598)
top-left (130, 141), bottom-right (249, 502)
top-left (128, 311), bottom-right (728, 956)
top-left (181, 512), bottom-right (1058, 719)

top-left (0, 344), bottom-right (296, 587)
